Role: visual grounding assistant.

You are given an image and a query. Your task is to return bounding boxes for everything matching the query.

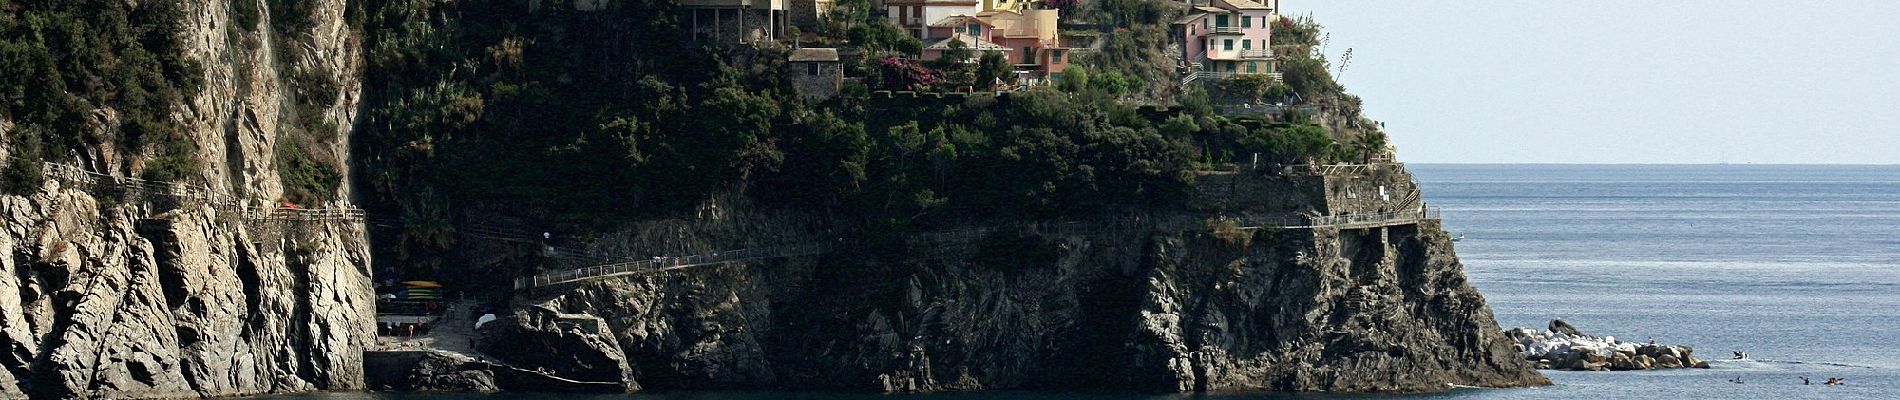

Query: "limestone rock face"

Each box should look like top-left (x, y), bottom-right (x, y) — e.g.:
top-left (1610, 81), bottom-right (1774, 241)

top-left (506, 217), bottom-right (1546, 393)
top-left (0, 0), bottom-right (371, 396)
top-left (0, 187), bottom-right (373, 399)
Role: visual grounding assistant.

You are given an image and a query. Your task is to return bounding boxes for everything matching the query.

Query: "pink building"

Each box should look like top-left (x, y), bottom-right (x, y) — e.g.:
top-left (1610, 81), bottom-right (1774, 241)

top-left (918, 9), bottom-right (1073, 84)
top-left (1172, 0), bottom-right (1278, 80)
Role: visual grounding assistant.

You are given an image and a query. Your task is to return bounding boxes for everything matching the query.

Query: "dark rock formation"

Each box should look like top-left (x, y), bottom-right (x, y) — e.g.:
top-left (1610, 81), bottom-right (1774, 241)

top-left (365, 351), bottom-right (498, 392)
top-left (496, 165), bottom-right (1548, 393)
top-left (478, 306), bottom-right (636, 390)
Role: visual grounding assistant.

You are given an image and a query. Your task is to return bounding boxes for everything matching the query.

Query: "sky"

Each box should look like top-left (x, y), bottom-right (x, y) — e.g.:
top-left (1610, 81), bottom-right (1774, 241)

top-left (1286, 0), bottom-right (1900, 164)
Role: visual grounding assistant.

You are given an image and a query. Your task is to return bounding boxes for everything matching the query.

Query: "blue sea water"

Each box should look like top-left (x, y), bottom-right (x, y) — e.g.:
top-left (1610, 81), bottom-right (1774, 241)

top-left (271, 164), bottom-right (1900, 399)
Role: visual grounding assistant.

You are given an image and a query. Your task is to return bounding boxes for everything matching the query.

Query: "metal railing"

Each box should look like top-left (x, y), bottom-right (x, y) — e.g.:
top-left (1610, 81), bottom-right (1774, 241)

top-left (32, 160), bottom-right (366, 223)
top-left (515, 207), bottom-right (1445, 290)
top-left (1290, 207), bottom-right (1440, 229)
top-left (1279, 162), bottom-right (1407, 176)
top-left (515, 240), bottom-right (844, 289)
top-left (1211, 26), bottom-right (1243, 34)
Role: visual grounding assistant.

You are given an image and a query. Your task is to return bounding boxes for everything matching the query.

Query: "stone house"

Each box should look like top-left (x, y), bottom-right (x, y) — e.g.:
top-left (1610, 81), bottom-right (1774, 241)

top-left (787, 48), bottom-right (843, 102)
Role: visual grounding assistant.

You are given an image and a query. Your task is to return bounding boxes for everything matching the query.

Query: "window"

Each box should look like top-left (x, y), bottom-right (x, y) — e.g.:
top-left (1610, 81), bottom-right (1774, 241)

top-left (1227, 62), bottom-right (1237, 72)
top-left (1242, 16), bottom-right (1252, 28)
top-left (1223, 39), bottom-right (1233, 51)
top-left (1052, 50), bottom-right (1064, 63)
top-left (1216, 15), bottom-right (1228, 27)
top-left (1203, 38), bottom-right (1210, 51)
top-left (1242, 40), bottom-right (1251, 50)
top-left (1247, 62), bottom-right (1257, 73)
top-left (969, 23), bottom-right (982, 36)
top-left (1024, 46), bottom-right (1033, 61)
top-left (808, 63), bottom-right (820, 75)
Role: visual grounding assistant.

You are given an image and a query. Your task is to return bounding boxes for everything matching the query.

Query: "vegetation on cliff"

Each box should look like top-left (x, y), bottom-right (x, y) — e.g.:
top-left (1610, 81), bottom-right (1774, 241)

top-left (0, 0), bottom-right (204, 186)
top-left (345, 0), bottom-right (1377, 282)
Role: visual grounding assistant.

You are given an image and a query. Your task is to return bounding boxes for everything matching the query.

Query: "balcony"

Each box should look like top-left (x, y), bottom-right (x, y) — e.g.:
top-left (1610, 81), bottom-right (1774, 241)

top-left (1210, 26), bottom-right (1243, 35)
top-left (1191, 70), bottom-right (1284, 83)
top-left (1206, 49), bottom-right (1272, 61)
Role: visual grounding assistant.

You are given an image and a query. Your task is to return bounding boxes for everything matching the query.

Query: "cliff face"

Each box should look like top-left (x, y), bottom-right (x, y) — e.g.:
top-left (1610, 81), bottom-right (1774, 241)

top-left (492, 166), bottom-right (1547, 393)
top-left (0, 0), bottom-right (373, 397)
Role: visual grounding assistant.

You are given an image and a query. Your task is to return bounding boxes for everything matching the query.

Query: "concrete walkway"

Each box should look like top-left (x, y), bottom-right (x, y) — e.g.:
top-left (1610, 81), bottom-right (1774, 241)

top-left (373, 300), bottom-right (491, 362)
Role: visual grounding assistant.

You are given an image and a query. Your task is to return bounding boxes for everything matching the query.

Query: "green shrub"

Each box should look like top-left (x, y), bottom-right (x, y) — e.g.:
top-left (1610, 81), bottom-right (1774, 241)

top-left (277, 138), bottom-right (340, 205)
top-left (1, 156), bottom-right (44, 195)
top-left (233, 0), bottom-right (262, 30)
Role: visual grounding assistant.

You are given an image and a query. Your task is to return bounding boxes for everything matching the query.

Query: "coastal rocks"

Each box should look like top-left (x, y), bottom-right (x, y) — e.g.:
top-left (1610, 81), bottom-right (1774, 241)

top-left (0, 188), bottom-right (374, 398)
top-left (364, 351), bottom-right (498, 392)
top-left (476, 306), bottom-right (635, 390)
top-left (1505, 320), bottom-right (1710, 371)
top-left (508, 216), bottom-right (1547, 393)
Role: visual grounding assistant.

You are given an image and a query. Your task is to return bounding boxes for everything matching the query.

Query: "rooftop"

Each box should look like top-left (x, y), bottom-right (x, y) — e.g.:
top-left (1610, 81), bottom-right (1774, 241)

top-left (927, 33), bottom-right (1009, 51)
top-left (1215, 0), bottom-right (1271, 10)
top-left (929, 15), bottom-right (991, 28)
top-left (788, 48), bottom-right (840, 62)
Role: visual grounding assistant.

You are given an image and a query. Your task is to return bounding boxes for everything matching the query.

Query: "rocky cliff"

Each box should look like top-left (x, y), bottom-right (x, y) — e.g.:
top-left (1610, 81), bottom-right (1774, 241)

top-left (0, 0), bottom-right (374, 397)
top-left (488, 166), bottom-right (1548, 393)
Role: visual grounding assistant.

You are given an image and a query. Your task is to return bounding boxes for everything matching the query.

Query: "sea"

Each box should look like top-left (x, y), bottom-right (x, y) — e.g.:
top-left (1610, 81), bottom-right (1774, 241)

top-left (268, 164), bottom-right (1900, 399)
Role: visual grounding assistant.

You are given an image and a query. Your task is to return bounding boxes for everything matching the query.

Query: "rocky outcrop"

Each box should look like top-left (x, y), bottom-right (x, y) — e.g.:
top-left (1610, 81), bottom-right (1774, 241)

top-left (494, 167), bottom-right (1546, 393)
top-left (364, 351), bottom-right (499, 392)
top-left (0, 184), bottom-right (373, 398)
top-left (477, 306), bottom-right (635, 389)
top-left (0, 0), bottom-right (372, 397)
top-left (1505, 320), bottom-right (1711, 371)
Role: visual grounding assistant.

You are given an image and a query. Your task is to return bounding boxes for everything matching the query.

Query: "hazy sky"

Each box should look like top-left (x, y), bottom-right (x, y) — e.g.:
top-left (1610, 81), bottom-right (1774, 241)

top-left (1288, 1), bottom-right (1900, 164)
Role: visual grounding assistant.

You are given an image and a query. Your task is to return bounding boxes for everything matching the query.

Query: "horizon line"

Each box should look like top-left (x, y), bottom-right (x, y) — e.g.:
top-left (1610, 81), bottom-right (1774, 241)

top-left (1404, 162), bottom-right (1900, 166)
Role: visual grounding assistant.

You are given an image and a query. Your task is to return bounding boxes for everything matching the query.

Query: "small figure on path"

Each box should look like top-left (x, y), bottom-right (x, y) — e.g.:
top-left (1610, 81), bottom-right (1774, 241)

top-left (1732, 351), bottom-right (1748, 360)
top-left (1728, 376), bottom-right (1744, 384)
top-left (1800, 376), bottom-right (1810, 385)
top-left (1825, 377), bottom-right (1845, 386)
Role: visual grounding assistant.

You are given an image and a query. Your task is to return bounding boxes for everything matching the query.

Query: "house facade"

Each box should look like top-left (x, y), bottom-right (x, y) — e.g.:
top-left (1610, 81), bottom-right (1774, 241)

top-left (789, 0), bottom-right (835, 30)
top-left (978, 10), bottom-right (1070, 81)
top-left (916, 9), bottom-right (1072, 84)
top-left (883, 0), bottom-right (982, 38)
top-left (685, 0), bottom-right (790, 44)
top-left (1173, 0), bottom-right (1278, 80)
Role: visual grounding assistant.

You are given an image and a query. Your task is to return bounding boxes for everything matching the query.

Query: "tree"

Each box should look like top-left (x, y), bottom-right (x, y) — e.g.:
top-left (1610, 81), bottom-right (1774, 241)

top-left (1160, 113), bottom-right (1199, 140)
top-left (848, 20), bottom-right (922, 55)
top-left (1217, 74), bottom-right (1276, 104)
top-left (975, 51), bottom-right (1014, 90)
top-left (878, 56), bottom-right (938, 90)
top-left (1058, 65), bottom-right (1090, 93)
top-left (932, 38), bottom-right (975, 89)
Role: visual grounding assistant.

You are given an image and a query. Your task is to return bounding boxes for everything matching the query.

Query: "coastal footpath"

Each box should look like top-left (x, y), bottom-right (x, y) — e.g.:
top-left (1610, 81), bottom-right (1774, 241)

top-left (479, 164), bottom-right (1549, 393)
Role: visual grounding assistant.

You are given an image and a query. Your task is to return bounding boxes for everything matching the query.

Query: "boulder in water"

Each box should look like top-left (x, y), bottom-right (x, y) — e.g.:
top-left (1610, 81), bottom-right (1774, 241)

top-left (1503, 320), bottom-right (1703, 372)
top-left (1548, 319), bottom-right (1584, 337)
